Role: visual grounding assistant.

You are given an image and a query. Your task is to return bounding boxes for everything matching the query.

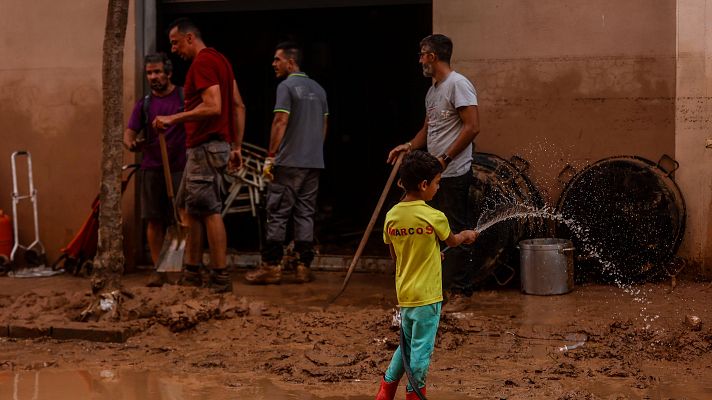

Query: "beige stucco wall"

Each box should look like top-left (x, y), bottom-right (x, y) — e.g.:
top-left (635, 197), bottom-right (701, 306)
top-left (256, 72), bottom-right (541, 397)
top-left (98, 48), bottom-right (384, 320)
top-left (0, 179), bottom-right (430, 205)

top-left (0, 1), bottom-right (137, 267)
top-left (675, 0), bottom-right (712, 276)
top-left (434, 0), bottom-right (676, 204)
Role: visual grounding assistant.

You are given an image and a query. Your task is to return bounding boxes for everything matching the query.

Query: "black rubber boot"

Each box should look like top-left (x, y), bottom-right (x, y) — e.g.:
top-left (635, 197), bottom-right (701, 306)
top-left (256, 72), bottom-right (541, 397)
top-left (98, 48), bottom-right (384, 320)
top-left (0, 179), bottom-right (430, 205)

top-left (178, 265), bottom-right (204, 287)
top-left (207, 268), bottom-right (232, 293)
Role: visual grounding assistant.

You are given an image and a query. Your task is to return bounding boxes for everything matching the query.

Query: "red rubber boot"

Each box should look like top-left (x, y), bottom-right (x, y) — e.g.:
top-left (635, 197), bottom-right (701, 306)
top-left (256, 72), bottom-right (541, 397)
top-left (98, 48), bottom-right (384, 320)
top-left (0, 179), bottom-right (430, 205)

top-left (374, 377), bottom-right (400, 400)
top-left (405, 386), bottom-right (426, 400)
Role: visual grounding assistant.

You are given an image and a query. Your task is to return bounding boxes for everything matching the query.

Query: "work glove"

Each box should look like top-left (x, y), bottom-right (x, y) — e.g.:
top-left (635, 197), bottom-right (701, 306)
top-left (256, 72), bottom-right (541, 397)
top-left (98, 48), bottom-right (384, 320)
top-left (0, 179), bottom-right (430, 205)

top-left (263, 157), bottom-right (275, 182)
top-left (128, 132), bottom-right (146, 152)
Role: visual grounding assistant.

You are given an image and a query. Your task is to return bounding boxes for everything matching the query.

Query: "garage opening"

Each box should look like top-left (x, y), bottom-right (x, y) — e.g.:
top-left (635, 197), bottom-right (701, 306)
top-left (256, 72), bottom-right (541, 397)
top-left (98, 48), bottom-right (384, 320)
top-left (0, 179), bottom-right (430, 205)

top-left (156, 1), bottom-right (432, 256)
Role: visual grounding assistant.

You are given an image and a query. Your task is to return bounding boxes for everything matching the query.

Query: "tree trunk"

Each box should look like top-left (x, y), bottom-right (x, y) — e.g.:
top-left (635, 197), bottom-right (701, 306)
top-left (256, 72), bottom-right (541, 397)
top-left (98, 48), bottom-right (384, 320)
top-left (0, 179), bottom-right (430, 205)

top-left (83, 0), bottom-right (129, 320)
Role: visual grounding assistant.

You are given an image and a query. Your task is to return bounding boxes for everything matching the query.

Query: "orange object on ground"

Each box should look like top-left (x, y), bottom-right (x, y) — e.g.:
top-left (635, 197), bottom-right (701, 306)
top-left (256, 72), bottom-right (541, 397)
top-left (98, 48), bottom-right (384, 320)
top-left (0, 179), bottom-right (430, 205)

top-left (0, 210), bottom-right (12, 258)
top-left (51, 165), bottom-right (138, 274)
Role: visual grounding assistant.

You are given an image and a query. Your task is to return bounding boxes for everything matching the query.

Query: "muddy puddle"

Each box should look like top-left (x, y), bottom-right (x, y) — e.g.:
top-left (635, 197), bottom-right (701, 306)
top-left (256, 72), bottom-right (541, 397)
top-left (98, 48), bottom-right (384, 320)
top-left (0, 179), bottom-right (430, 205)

top-left (1, 369), bottom-right (475, 399)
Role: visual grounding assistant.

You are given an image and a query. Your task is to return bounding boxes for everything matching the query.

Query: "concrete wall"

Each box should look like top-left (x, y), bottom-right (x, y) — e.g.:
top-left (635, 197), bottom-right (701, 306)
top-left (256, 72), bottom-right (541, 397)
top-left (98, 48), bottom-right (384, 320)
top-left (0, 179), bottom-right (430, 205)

top-left (0, 1), bottom-right (137, 267)
top-left (434, 0), bottom-right (676, 204)
top-left (675, 0), bottom-right (712, 277)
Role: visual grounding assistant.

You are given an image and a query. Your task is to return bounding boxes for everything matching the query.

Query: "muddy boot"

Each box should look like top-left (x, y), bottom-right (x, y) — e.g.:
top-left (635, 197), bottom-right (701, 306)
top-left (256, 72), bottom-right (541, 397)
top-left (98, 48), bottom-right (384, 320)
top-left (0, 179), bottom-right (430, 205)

top-left (146, 271), bottom-right (167, 287)
top-left (405, 387), bottom-right (426, 400)
top-left (374, 376), bottom-right (399, 400)
top-left (207, 268), bottom-right (232, 293)
top-left (178, 266), bottom-right (203, 287)
top-left (295, 262), bottom-right (312, 283)
top-left (245, 263), bottom-right (282, 285)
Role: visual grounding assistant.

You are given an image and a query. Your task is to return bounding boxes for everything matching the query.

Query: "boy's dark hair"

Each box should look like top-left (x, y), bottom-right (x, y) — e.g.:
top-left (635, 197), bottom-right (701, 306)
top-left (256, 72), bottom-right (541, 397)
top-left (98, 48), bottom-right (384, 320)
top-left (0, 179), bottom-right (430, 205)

top-left (144, 53), bottom-right (172, 74)
top-left (275, 41), bottom-right (302, 66)
top-left (420, 34), bottom-right (453, 64)
top-left (168, 17), bottom-right (202, 39)
top-left (399, 150), bottom-right (443, 192)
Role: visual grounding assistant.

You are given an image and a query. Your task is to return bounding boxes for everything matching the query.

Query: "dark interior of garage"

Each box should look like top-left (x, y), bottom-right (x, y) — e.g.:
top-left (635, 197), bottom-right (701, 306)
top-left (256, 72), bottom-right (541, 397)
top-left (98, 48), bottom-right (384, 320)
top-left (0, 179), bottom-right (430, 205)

top-left (156, 2), bottom-right (433, 256)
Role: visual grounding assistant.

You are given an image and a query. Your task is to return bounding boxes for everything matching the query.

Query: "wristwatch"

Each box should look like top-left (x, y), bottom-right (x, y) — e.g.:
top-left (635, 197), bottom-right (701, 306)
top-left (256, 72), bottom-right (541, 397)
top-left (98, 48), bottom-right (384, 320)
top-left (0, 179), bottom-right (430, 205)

top-left (440, 153), bottom-right (452, 166)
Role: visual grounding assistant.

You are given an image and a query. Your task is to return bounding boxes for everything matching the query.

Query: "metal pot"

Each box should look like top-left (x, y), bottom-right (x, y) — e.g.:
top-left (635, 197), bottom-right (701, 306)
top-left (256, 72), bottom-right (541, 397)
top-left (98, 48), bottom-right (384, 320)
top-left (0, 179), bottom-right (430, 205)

top-left (519, 238), bottom-right (574, 295)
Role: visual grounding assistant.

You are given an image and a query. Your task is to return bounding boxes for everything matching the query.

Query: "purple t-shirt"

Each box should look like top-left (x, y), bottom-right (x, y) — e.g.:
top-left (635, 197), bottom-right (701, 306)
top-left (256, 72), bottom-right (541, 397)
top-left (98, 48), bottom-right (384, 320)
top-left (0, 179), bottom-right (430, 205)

top-left (128, 88), bottom-right (187, 171)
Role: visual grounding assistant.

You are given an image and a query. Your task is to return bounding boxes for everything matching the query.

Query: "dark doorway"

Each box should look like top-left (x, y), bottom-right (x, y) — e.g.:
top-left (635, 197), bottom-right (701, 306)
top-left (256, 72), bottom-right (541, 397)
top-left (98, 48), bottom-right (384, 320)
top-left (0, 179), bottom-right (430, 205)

top-left (158, 2), bottom-right (432, 256)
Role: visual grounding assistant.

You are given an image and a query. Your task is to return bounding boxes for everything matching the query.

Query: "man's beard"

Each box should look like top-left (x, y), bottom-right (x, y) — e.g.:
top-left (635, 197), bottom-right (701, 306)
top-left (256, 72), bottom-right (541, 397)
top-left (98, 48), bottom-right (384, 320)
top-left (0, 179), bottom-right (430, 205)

top-left (150, 81), bottom-right (168, 92)
top-left (421, 64), bottom-right (433, 77)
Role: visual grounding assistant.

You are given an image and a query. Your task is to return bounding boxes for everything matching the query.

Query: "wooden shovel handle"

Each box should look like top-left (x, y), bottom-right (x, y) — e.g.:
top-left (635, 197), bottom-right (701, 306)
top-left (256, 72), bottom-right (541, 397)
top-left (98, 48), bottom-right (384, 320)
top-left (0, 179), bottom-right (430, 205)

top-left (158, 132), bottom-right (181, 224)
top-left (327, 152), bottom-right (405, 306)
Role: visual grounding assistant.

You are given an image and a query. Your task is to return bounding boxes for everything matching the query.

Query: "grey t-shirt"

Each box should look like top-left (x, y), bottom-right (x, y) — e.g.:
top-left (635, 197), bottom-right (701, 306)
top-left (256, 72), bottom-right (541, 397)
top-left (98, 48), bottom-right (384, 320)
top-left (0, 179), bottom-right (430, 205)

top-left (425, 71), bottom-right (478, 178)
top-left (273, 73), bottom-right (328, 169)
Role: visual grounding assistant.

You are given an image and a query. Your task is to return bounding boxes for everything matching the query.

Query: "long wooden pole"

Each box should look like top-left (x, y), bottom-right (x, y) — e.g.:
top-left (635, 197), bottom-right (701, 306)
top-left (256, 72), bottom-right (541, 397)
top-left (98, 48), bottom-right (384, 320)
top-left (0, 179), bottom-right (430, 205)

top-left (326, 152), bottom-right (404, 307)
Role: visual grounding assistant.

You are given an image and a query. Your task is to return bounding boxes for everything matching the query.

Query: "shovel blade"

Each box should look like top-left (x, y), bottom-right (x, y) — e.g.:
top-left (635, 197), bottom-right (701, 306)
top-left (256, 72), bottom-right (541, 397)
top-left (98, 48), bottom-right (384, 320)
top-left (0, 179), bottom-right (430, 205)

top-left (156, 225), bottom-right (189, 273)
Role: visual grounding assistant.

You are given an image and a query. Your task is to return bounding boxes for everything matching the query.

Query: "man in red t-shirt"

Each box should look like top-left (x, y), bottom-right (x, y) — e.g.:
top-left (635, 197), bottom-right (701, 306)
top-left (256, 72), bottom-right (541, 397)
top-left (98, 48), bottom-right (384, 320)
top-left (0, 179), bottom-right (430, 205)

top-left (153, 18), bottom-right (245, 293)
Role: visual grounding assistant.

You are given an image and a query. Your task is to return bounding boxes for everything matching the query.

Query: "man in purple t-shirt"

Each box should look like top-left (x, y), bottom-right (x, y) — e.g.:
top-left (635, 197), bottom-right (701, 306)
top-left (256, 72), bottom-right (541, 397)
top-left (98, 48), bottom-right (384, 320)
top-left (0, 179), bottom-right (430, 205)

top-left (123, 53), bottom-right (186, 286)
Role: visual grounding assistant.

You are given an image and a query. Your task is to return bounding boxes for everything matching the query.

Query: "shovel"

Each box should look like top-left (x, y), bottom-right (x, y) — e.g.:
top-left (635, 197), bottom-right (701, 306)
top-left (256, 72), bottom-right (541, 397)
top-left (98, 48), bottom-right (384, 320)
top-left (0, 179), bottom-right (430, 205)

top-left (156, 131), bottom-right (188, 273)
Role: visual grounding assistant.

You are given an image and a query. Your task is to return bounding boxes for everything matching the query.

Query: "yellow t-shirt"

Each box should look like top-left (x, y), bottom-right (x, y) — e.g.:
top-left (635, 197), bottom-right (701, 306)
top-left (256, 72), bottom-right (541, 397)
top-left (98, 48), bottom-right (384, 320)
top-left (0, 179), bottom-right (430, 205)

top-left (383, 200), bottom-right (451, 307)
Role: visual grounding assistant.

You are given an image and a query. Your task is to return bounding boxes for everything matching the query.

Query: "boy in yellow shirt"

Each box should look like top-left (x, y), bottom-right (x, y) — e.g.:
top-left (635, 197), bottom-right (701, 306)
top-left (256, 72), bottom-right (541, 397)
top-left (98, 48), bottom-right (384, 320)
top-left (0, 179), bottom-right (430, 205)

top-left (375, 150), bottom-right (478, 400)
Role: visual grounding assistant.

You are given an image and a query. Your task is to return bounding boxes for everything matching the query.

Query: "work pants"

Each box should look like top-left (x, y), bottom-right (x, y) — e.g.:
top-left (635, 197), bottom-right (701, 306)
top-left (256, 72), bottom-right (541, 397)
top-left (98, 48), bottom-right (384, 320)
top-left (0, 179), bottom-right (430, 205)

top-left (429, 171), bottom-right (475, 296)
top-left (262, 166), bottom-right (320, 266)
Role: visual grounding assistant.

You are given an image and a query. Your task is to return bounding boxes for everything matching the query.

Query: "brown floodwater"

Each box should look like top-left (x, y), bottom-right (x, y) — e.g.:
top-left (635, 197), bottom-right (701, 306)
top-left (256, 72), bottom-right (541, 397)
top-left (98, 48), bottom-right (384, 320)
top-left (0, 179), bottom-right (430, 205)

top-left (0, 370), bottom-right (474, 399)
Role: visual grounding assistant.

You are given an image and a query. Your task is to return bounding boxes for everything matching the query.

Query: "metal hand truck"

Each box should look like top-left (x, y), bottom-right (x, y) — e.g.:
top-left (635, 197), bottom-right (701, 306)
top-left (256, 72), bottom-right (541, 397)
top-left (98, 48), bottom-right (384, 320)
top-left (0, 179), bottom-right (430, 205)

top-left (10, 151), bottom-right (47, 269)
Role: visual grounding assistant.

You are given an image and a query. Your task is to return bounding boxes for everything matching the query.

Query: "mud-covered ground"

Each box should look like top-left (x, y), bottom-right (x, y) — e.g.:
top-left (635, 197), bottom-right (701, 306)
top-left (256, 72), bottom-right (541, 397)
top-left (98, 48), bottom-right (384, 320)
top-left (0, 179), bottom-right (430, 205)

top-left (0, 270), bottom-right (711, 399)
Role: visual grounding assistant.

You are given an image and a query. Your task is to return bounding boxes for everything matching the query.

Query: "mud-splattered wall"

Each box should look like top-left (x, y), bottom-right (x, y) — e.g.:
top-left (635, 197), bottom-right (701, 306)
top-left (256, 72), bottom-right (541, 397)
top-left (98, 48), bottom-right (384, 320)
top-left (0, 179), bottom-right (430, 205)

top-left (0, 1), bottom-right (137, 267)
top-left (675, 0), bottom-right (712, 277)
top-left (435, 0), bottom-right (676, 201)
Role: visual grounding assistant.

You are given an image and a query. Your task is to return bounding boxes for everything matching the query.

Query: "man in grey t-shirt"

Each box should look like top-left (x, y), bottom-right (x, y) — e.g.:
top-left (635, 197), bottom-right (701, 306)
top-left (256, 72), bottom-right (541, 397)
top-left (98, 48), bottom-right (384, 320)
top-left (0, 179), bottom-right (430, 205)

top-left (388, 34), bottom-right (480, 306)
top-left (246, 41), bottom-right (328, 285)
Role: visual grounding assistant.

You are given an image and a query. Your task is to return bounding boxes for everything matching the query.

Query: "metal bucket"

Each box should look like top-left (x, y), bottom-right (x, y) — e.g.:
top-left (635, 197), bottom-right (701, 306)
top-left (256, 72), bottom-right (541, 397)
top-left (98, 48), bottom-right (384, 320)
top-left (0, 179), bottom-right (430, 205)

top-left (519, 238), bottom-right (574, 295)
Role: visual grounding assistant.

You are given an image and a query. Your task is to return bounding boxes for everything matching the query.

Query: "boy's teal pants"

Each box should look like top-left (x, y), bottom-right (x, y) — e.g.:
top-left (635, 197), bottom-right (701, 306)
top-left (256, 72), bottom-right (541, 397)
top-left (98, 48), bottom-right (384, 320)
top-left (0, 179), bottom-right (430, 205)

top-left (384, 302), bottom-right (442, 391)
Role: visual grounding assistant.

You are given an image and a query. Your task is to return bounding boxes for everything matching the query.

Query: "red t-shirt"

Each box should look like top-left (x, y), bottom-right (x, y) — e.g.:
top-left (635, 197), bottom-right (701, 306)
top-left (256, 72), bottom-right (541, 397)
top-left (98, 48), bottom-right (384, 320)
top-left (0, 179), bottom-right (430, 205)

top-left (184, 48), bottom-right (235, 148)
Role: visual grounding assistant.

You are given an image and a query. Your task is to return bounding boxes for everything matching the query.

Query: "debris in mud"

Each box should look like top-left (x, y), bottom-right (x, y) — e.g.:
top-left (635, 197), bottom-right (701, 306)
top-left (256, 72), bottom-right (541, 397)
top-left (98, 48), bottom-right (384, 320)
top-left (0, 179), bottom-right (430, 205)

top-left (390, 308), bottom-right (400, 328)
top-left (550, 362), bottom-right (579, 378)
top-left (684, 315), bottom-right (702, 331)
top-left (304, 343), bottom-right (367, 367)
top-left (125, 291), bottom-right (252, 332)
top-left (217, 297), bottom-right (250, 319)
top-left (373, 336), bottom-right (398, 350)
top-left (248, 300), bottom-right (267, 316)
top-left (557, 390), bottom-right (601, 400)
top-left (192, 359), bottom-right (227, 369)
top-left (586, 319), bottom-right (712, 362)
top-left (158, 299), bottom-right (220, 332)
top-left (601, 366), bottom-right (631, 378)
top-left (439, 334), bottom-right (465, 350)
